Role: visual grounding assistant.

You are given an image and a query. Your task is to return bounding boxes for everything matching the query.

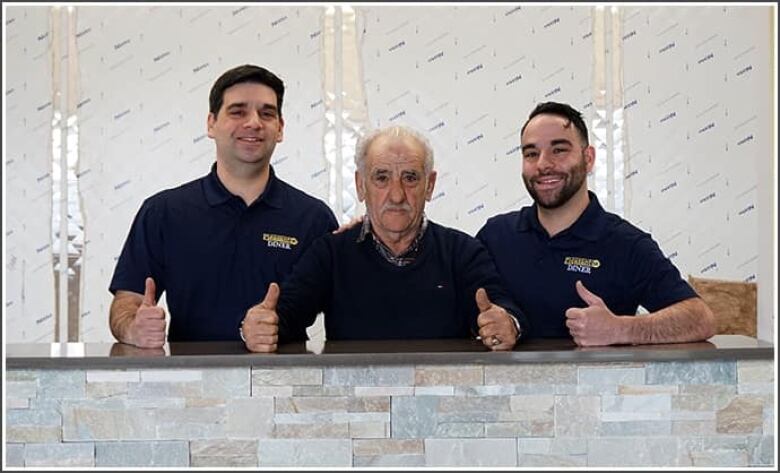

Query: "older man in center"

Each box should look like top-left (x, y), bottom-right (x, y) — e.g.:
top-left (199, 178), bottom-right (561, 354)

top-left (240, 125), bottom-right (527, 352)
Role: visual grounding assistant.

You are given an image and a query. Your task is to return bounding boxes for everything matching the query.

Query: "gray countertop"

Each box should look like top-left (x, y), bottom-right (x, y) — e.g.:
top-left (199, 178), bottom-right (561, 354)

top-left (5, 335), bottom-right (773, 369)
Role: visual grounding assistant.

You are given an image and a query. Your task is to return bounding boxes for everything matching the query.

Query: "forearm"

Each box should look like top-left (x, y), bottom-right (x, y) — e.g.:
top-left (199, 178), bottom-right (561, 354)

top-left (622, 297), bottom-right (716, 344)
top-left (109, 291), bottom-right (143, 344)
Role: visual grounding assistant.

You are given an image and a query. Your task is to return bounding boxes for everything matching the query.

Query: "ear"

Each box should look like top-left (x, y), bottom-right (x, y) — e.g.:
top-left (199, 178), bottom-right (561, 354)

top-left (425, 170), bottom-right (437, 201)
top-left (207, 113), bottom-right (216, 139)
top-left (584, 145), bottom-right (596, 173)
top-left (276, 116), bottom-right (285, 143)
top-left (355, 170), bottom-right (366, 202)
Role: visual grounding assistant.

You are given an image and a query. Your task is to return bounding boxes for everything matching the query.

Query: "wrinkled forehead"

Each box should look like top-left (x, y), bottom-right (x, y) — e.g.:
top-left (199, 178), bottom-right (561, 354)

top-left (365, 135), bottom-right (427, 171)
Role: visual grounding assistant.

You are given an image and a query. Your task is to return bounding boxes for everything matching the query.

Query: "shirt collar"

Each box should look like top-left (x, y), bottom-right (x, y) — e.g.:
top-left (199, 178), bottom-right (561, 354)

top-left (357, 213), bottom-right (428, 243)
top-left (357, 213), bottom-right (428, 266)
top-left (517, 191), bottom-right (608, 241)
top-left (203, 162), bottom-right (284, 209)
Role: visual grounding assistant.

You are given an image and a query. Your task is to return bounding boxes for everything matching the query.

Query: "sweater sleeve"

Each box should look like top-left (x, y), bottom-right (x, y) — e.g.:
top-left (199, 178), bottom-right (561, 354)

top-left (276, 234), bottom-right (334, 342)
top-left (457, 235), bottom-right (530, 336)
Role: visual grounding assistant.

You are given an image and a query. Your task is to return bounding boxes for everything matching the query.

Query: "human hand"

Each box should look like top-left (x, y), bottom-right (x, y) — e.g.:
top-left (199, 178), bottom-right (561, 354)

top-left (242, 282), bottom-right (280, 353)
top-left (127, 277), bottom-right (166, 348)
top-left (475, 288), bottom-right (518, 351)
top-left (565, 280), bottom-right (627, 346)
top-left (332, 214), bottom-right (364, 234)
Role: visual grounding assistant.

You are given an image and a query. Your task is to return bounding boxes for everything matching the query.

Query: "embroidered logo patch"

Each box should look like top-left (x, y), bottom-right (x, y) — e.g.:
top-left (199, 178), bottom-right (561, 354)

top-left (262, 233), bottom-right (299, 250)
top-left (564, 256), bottom-right (600, 274)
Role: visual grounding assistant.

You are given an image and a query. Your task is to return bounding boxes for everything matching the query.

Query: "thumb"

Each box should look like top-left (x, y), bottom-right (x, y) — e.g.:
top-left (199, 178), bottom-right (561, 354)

top-left (475, 288), bottom-right (492, 312)
top-left (260, 282), bottom-right (280, 310)
top-left (142, 277), bottom-right (157, 306)
top-left (575, 280), bottom-right (604, 307)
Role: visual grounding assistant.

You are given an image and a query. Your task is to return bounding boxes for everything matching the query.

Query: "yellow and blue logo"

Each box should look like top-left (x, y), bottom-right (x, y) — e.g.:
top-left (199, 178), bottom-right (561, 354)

top-left (564, 256), bottom-right (600, 274)
top-left (262, 233), bottom-right (299, 250)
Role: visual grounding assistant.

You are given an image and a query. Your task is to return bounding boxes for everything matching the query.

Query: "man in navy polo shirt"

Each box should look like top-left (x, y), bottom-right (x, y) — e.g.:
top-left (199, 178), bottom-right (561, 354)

top-left (109, 65), bottom-right (337, 347)
top-left (239, 126), bottom-right (527, 353)
top-left (476, 102), bottom-right (716, 346)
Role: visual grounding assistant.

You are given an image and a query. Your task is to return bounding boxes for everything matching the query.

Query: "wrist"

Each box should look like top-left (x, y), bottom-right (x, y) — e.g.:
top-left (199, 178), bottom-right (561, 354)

top-left (507, 313), bottom-right (522, 340)
top-left (115, 313), bottom-right (137, 346)
top-left (616, 315), bottom-right (636, 345)
top-left (239, 320), bottom-right (247, 343)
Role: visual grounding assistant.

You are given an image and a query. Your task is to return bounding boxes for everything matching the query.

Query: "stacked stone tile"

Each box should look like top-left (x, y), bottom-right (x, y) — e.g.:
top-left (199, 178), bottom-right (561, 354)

top-left (5, 360), bottom-right (774, 467)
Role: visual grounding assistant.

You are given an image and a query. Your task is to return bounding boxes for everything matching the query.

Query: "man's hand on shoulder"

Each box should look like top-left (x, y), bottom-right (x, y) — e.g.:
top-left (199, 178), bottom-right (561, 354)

top-left (332, 214), bottom-right (364, 234)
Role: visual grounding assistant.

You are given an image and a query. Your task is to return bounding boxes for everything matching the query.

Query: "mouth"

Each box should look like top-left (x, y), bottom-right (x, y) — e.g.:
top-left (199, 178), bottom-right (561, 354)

top-left (382, 207), bottom-right (411, 215)
top-left (533, 175), bottom-right (565, 190)
top-left (237, 137), bottom-right (263, 144)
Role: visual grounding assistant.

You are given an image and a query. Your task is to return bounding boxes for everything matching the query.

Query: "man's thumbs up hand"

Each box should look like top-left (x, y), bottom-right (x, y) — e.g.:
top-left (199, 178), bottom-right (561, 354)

top-left (128, 277), bottom-right (166, 348)
top-left (475, 288), bottom-right (518, 351)
top-left (565, 280), bottom-right (625, 346)
top-left (242, 283), bottom-right (280, 353)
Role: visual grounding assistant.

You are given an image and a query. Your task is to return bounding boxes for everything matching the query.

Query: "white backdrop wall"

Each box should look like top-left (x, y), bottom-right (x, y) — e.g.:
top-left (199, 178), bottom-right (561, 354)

top-left (357, 5), bottom-right (596, 234)
top-left (3, 4), bottom-right (775, 343)
top-left (5, 6), bottom-right (57, 342)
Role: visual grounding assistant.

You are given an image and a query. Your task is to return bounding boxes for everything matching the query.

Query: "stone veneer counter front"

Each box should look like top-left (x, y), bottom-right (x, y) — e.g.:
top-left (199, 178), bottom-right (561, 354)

top-left (4, 335), bottom-right (775, 468)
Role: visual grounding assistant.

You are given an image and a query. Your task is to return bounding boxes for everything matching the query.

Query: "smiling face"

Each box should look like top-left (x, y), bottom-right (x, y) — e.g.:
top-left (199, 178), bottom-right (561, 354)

top-left (207, 82), bottom-right (285, 170)
top-left (356, 134), bottom-right (436, 244)
top-left (520, 113), bottom-right (594, 209)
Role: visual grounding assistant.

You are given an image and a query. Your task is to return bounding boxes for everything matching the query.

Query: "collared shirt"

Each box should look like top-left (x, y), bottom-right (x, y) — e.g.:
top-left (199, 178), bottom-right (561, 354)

top-left (356, 214), bottom-right (429, 267)
top-left (109, 163), bottom-right (338, 341)
top-left (476, 191), bottom-right (697, 338)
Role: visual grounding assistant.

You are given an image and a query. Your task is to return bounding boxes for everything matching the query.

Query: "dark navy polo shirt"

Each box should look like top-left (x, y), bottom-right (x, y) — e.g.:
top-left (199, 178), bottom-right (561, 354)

top-left (109, 164), bottom-right (338, 341)
top-left (476, 191), bottom-right (697, 338)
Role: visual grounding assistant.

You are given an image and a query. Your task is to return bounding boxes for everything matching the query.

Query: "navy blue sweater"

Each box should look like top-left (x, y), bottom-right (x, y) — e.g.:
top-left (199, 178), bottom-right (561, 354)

top-left (277, 221), bottom-right (527, 342)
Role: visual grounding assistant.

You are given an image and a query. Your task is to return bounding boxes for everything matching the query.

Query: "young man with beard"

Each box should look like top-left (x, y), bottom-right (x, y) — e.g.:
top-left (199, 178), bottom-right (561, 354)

top-left (476, 102), bottom-right (715, 346)
top-left (109, 65), bottom-right (337, 348)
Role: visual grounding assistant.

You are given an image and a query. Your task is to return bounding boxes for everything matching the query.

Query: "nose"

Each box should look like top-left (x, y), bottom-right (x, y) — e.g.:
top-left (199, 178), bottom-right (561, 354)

top-left (536, 149), bottom-right (554, 171)
top-left (243, 111), bottom-right (263, 129)
top-left (388, 177), bottom-right (405, 203)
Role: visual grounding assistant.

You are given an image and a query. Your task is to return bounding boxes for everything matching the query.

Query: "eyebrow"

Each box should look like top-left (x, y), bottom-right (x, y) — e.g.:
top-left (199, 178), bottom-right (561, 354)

top-left (225, 102), bottom-right (278, 112)
top-left (550, 139), bottom-right (574, 147)
top-left (521, 139), bottom-right (574, 151)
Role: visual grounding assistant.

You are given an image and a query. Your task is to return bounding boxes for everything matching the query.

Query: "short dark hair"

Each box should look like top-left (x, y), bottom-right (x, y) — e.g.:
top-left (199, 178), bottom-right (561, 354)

top-left (521, 101), bottom-right (589, 146)
top-left (208, 64), bottom-right (285, 117)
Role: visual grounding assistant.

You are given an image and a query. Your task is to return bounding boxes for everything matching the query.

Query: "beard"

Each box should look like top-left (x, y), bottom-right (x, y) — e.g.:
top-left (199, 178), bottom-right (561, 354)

top-left (523, 155), bottom-right (588, 209)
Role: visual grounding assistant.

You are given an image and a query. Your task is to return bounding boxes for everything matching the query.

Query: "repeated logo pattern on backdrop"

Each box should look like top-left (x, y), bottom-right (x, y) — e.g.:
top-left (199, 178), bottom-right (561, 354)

top-left (3, 5), bottom-right (772, 342)
top-left (5, 6), bottom-right (57, 343)
top-left (357, 5), bottom-right (595, 234)
top-left (620, 6), bottom-right (767, 286)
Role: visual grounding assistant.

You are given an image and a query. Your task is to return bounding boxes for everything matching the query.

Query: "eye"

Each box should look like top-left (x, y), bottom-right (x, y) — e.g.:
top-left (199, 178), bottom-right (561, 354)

top-left (402, 172), bottom-right (420, 185)
top-left (260, 109), bottom-right (278, 120)
top-left (371, 172), bottom-right (390, 186)
top-left (522, 150), bottom-right (539, 159)
top-left (552, 147), bottom-right (570, 155)
top-left (229, 109), bottom-right (244, 117)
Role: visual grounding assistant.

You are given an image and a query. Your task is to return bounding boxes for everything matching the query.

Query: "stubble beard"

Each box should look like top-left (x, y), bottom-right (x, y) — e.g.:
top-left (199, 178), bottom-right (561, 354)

top-left (523, 156), bottom-right (588, 210)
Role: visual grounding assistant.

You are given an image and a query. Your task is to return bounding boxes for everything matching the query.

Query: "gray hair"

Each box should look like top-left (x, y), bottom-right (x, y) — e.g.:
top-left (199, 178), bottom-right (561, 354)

top-left (354, 125), bottom-right (435, 175)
